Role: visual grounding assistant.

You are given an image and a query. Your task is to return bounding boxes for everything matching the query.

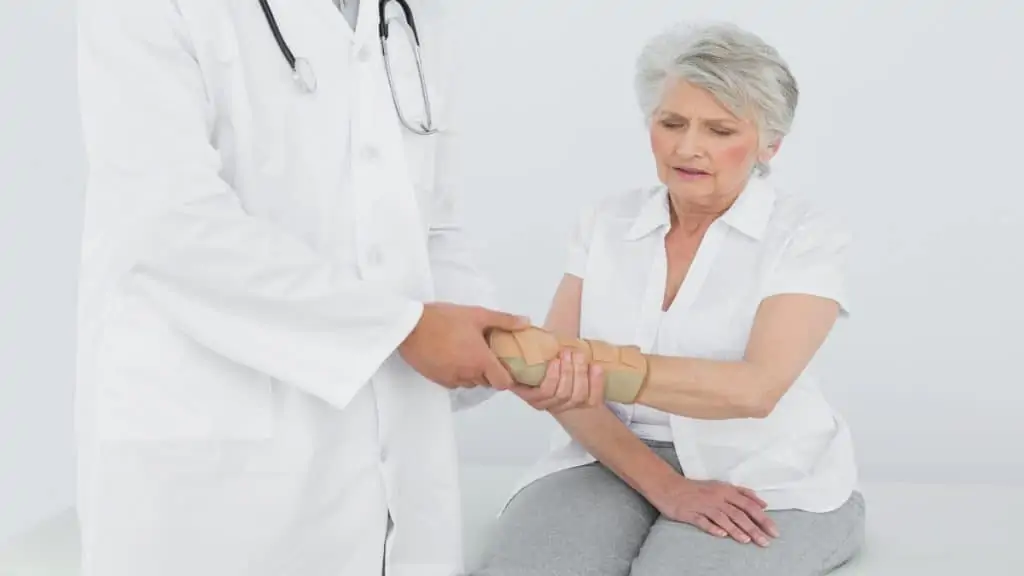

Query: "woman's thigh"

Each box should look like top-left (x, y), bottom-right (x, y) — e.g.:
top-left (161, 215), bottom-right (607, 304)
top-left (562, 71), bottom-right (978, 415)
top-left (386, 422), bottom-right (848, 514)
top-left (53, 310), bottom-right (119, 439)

top-left (630, 491), bottom-right (866, 576)
top-left (471, 462), bottom-right (660, 576)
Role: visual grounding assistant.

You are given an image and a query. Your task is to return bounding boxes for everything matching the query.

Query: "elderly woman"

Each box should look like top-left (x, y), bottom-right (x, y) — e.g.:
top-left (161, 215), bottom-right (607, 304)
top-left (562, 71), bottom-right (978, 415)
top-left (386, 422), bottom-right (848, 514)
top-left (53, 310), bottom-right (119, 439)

top-left (474, 21), bottom-right (865, 576)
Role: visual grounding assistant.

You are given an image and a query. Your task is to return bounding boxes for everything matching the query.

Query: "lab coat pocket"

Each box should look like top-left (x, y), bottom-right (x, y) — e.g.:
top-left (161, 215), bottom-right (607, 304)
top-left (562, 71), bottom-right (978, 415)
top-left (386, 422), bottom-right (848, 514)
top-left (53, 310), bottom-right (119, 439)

top-left (401, 129), bottom-right (440, 231)
top-left (398, 98), bottom-right (446, 236)
top-left (94, 291), bottom-right (274, 441)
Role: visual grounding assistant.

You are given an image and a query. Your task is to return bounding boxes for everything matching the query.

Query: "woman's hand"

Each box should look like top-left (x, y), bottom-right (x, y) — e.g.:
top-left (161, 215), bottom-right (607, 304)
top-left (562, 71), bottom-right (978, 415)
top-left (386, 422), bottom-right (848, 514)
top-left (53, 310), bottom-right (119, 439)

top-left (652, 475), bottom-right (779, 547)
top-left (510, 349), bottom-right (605, 413)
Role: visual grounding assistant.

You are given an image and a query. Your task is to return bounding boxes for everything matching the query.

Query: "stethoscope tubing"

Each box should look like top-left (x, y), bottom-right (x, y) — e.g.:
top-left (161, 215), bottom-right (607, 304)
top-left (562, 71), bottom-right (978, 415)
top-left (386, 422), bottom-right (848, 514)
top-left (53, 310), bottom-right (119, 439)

top-left (256, 0), bottom-right (435, 134)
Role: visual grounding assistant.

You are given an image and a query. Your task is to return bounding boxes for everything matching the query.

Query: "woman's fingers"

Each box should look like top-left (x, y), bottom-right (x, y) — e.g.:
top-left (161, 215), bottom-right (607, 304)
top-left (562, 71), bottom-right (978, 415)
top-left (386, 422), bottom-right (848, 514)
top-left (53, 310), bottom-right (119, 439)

top-left (567, 352), bottom-right (591, 408)
top-left (523, 351), bottom-right (577, 412)
top-left (533, 351), bottom-right (572, 412)
top-left (726, 489), bottom-right (779, 538)
top-left (555, 350), bottom-right (575, 404)
top-left (513, 359), bottom-right (562, 409)
top-left (537, 357), bottom-right (561, 401)
top-left (588, 364), bottom-right (605, 406)
top-left (723, 503), bottom-right (771, 547)
top-left (705, 509), bottom-right (750, 544)
top-left (687, 513), bottom-right (728, 538)
top-left (735, 486), bottom-right (769, 509)
top-left (545, 350), bottom-right (582, 413)
top-left (511, 350), bottom-right (602, 413)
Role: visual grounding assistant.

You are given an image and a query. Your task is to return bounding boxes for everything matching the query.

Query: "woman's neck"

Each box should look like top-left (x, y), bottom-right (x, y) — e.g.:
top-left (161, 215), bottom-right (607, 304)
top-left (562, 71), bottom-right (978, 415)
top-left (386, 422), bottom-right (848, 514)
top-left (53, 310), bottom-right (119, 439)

top-left (668, 196), bottom-right (731, 237)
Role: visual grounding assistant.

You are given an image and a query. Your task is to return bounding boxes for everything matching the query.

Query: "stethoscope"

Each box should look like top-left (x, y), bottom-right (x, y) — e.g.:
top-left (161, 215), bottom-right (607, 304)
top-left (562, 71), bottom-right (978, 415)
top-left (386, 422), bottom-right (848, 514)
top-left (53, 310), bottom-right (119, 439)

top-left (256, 0), bottom-right (437, 135)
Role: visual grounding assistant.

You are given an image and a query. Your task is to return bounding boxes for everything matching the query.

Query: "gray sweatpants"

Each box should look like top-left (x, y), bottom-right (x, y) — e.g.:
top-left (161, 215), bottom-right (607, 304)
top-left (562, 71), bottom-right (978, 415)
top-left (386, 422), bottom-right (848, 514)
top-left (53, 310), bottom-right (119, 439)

top-left (472, 441), bottom-right (865, 576)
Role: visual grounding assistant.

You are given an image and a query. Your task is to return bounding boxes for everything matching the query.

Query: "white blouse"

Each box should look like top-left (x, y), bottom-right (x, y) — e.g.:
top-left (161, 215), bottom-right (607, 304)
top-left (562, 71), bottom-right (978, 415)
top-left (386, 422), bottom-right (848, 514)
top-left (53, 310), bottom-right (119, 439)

top-left (505, 177), bottom-right (859, 514)
top-left (626, 311), bottom-right (673, 442)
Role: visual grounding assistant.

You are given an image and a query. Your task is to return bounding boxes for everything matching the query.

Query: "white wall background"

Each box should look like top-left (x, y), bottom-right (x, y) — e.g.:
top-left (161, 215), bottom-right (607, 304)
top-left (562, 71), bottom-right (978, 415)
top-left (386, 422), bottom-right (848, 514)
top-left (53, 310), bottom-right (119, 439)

top-left (1, 0), bottom-right (84, 547)
top-left (2, 0), bottom-right (1022, 546)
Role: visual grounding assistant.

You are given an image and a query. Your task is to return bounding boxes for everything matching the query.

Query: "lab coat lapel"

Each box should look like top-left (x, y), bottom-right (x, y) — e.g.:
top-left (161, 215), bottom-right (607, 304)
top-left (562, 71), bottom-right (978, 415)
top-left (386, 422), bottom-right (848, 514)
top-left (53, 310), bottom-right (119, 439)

top-left (350, 8), bottom-right (433, 298)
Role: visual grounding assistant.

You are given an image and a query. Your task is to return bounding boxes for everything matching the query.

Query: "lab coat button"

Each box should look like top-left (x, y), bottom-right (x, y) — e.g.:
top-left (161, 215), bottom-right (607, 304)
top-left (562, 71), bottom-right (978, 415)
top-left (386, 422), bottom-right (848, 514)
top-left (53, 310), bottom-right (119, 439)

top-left (357, 44), bottom-right (372, 63)
top-left (362, 145), bottom-right (380, 162)
top-left (367, 246), bottom-right (383, 267)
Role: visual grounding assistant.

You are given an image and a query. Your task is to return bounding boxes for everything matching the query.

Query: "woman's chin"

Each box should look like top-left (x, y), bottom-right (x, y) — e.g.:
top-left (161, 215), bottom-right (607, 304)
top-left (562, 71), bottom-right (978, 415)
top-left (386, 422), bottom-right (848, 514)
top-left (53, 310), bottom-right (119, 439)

top-left (667, 179), bottom-right (715, 200)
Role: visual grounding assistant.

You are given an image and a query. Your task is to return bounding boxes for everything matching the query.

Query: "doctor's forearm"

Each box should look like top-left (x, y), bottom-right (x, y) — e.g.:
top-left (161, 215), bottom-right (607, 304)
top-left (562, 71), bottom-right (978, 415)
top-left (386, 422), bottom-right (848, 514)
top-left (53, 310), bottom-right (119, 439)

top-left (553, 407), bottom-right (679, 499)
top-left (637, 356), bottom-right (775, 419)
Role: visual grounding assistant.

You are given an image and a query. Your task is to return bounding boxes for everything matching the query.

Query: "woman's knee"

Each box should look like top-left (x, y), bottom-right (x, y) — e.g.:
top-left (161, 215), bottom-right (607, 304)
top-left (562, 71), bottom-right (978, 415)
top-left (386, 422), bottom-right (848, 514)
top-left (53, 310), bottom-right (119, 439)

top-left (819, 491), bottom-right (867, 571)
top-left (629, 493), bottom-right (867, 576)
top-left (472, 463), bottom-right (658, 576)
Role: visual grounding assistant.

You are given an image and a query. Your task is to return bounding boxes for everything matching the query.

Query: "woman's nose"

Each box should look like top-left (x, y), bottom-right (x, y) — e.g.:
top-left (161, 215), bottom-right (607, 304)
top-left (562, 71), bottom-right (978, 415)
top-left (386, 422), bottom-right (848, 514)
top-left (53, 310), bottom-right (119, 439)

top-left (673, 131), bottom-right (704, 158)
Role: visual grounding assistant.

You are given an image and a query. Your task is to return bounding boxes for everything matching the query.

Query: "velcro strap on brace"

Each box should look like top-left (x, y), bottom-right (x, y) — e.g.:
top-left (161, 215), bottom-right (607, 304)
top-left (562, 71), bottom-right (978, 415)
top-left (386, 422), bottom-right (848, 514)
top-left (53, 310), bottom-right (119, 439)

top-left (488, 327), bottom-right (649, 403)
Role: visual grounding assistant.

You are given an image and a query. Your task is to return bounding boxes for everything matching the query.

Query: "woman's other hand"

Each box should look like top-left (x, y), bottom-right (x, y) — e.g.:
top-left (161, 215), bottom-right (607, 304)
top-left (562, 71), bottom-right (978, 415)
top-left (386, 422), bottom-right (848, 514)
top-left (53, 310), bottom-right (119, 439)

top-left (510, 349), bottom-right (605, 413)
top-left (653, 475), bottom-right (779, 546)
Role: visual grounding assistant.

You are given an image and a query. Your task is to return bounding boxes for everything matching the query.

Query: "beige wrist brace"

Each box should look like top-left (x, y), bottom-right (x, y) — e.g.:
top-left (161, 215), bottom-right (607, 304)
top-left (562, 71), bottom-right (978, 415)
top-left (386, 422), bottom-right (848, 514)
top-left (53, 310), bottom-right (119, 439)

top-left (488, 326), bottom-right (649, 404)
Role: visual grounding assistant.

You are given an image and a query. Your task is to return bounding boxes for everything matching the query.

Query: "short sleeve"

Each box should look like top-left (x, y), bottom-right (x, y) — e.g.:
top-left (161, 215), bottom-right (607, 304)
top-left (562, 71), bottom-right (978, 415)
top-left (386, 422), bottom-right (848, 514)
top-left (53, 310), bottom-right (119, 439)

top-left (565, 204), bottom-right (600, 279)
top-left (761, 214), bottom-right (853, 316)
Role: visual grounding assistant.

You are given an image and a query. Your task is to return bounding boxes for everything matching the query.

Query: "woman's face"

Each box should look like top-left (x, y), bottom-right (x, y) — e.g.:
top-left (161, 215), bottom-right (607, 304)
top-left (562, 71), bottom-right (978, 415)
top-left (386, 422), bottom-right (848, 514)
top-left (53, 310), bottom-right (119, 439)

top-left (649, 79), bottom-right (776, 209)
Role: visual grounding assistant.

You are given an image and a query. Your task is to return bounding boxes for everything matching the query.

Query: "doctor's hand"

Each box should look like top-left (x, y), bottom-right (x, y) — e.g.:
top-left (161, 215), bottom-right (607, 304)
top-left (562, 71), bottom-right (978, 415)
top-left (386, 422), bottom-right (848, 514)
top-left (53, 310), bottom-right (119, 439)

top-left (399, 303), bottom-right (530, 390)
top-left (510, 349), bottom-right (605, 414)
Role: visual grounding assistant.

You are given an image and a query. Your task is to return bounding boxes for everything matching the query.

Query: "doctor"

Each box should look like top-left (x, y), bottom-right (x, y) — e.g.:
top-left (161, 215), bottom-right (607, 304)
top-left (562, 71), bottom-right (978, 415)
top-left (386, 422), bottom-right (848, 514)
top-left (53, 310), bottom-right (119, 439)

top-left (74, 0), bottom-right (566, 575)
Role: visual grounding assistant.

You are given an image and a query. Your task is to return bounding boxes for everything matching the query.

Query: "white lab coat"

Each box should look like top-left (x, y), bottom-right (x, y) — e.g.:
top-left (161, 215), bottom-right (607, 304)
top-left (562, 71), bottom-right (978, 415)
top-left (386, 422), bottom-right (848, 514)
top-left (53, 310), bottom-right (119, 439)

top-left (74, 0), bottom-right (493, 574)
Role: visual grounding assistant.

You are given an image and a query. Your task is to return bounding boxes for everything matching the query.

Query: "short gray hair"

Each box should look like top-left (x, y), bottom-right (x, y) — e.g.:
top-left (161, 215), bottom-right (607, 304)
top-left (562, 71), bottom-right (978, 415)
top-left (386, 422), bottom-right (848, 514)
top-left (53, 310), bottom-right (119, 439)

top-left (634, 22), bottom-right (798, 176)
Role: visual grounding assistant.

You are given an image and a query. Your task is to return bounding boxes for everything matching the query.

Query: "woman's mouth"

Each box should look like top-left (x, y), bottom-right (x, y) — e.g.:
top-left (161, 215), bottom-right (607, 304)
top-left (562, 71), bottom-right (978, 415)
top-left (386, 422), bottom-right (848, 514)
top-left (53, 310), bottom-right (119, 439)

top-left (673, 167), bottom-right (710, 179)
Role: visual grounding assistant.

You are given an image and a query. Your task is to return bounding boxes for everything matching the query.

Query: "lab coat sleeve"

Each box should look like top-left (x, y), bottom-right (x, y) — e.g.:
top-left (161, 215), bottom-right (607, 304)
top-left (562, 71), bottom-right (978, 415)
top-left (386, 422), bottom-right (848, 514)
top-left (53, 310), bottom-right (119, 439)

top-left (429, 140), bottom-right (505, 411)
top-left (77, 0), bottom-right (424, 411)
top-left (425, 140), bottom-right (497, 312)
top-left (424, 53), bottom-right (503, 412)
top-left (428, 194), bottom-right (502, 411)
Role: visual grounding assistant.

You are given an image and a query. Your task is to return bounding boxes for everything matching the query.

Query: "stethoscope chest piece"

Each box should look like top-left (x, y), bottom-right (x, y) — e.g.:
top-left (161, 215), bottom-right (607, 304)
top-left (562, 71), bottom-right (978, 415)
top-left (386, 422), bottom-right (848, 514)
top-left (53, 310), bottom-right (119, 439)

top-left (293, 57), bottom-right (317, 93)
top-left (259, 0), bottom-right (435, 133)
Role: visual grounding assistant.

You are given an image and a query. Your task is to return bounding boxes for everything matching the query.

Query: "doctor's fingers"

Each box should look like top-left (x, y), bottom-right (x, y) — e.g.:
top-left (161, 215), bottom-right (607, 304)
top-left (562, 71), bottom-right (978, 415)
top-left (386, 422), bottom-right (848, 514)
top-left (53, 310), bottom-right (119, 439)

top-left (472, 307), bottom-right (532, 332)
top-left (480, 347), bottom-right (515, 390)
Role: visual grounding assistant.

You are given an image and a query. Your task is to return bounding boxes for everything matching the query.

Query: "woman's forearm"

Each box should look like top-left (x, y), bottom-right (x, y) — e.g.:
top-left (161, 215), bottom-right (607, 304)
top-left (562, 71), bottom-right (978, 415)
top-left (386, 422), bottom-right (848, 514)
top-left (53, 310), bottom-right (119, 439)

top-left (637, 355), bottom-right (777, 419)
top-left (635, 294), bottom-right (840, 419)
top-left (490, 325), bottom-right (781, 421)
top-left (553, 406), bottom-right (678, 503)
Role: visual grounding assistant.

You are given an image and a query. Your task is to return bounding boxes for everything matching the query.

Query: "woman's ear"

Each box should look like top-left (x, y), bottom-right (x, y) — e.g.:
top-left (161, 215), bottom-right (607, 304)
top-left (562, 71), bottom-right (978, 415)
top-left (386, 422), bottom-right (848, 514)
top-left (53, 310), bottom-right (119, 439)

top-left (756, 138), bottom-right (782, 169)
